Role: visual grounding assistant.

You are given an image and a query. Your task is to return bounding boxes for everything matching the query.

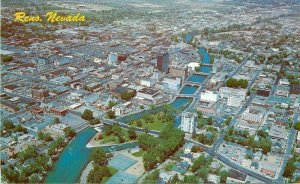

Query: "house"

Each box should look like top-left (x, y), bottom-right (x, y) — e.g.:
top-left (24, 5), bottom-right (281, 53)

top-left (179, 153), bottom-right (193, 165)
top-left (261, 168), bottom-right (276, 178)
top-left (207, 174), bottom-right (220, 184)
top-left (172, 161), bottom-right (190, 174)
top-left (227, 169), bottom-right (247, 183)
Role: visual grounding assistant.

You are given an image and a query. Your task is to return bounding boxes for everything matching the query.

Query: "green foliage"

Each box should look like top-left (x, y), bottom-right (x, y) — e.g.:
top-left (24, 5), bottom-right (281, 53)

top-left (294, 122), bottom-right (300, 131)
top-left (226, 78), bottom-right (248, 89)
top-left (1, 54), bottom-right (13, 63)
top-left (183, 175), bottom-right (199, 183)
top-left (120, 91), bottom-right (136, 101)
top-left (108, 101), bottom-right (117, 108)
top-left (107, 110), bottom-right (116, 119)
top-left (37, 131), bottom-right (53, 142)
top-left (89, 119), bottom-right (101, 125)
top-left (81, 109), bottom-right (93, 121)
top-left (17, 145), bottom-right (38, 163)
top-left (87, 165), bottom-right (111, 183)
top-left (53, 117), bottom-right (60, 124)
top-left (220, 170), bottom-right (229, 183)
top-left (90, 148), bottom-right (109, 166)
top-left (63, 127), bottom-right (76, 138)
top-left (224, 117), bottom-right (232, 126)
top-left (138, 125), bottom-right (184, 170)
top-left (225, 127), bottom-right (271, 154)
top-left (195, 66), bottom-right (200, 72)
top-left (283, 158), bottom-right (296, 178)
top-left (143, 169), bottom-right (160, 183)
top-left (128, 127), bottom-right (137, 140)
top-left (207, 117), bottom-right (214, 125)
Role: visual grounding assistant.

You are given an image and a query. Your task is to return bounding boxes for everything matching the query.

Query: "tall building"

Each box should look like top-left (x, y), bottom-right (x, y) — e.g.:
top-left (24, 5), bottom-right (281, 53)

top-left (180, 110), bottom-right (197, 134)
top-left (157, 53), bottom-right (169, 73)
top-left (31, 88), bottom-right (49, 100)
top-left (169, 65), bottom-right (188, 80)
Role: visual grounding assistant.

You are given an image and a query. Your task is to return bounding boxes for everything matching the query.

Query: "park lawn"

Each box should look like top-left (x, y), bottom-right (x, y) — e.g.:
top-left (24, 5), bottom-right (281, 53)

top-left (101, 129), bottom-right (130, 144)
top-left (132, 150), bottom-right (144, 157)
top-left (101, 166), bottom-right (118, 184)
top-left (130, 111), bottom-right (174, 131)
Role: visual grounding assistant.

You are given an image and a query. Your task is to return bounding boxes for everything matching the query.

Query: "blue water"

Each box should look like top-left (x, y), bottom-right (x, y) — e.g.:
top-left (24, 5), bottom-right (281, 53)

top-left (180, 85), bottom-right (198, 94)
top-left (198, 47), bottom-right (210, 64)
top-left (200, 65), bottom-right (212, 73)
top-left (45, 128), bottom-right (97, 183)
top-left (187, 74), bottom-right (206, 83)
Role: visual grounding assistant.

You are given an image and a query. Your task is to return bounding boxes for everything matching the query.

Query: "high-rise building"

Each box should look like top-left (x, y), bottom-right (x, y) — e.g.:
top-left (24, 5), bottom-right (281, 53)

top-left (157, 53), bottom-right (169, 73)
top-left (180, 109), bottom-right (197, 134)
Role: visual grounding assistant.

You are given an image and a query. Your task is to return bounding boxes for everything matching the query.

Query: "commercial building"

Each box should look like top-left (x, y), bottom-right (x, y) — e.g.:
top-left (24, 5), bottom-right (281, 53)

top-left (241, 106), bottom-right (266, 124)
top-left (136, 88), bottom-right (160, 101)
top-left (219, 87), bottom-right (247, 107)
top-left (180, 109), bottom-right (197, 134)
top-left (168, 65), bottom-right (188, 80)
top-left (140, 78), bottom-right (156, 87)
top-left (200, 90), bottom-right (219, 103)
top-left (31, 88), bottom-right (49, 100)
top-left (163, 77), bottom-right (181, 91)
top-left (157, 53), bottom-right (170, 73)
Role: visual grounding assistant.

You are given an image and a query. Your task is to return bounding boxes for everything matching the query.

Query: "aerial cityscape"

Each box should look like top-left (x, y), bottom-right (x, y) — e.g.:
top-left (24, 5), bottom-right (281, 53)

top-left (1, 0), bottom-right (300, 183)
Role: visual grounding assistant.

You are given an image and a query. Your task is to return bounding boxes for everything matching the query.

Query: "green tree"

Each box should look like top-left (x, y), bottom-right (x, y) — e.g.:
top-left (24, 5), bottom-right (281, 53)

top-left (283, 158), bottom-right (296, 178)
top-left (294, 122), bottom-right (300, 131)
top-left (63, 127), bottom-right (76, 138)
top-left (53, 117), bottom-right (60, 124)
top-left (107, 110), bottom-right (116, 119)
top-left (128, 127), bottom-right (137, 140)
top-left (81, 109), bottom-right (93, 120)
top-left (89, 119), bottom-right (101, 125)
top-left (220, 170), bottom-right (229, 183)
top-left (90, 148), bottom-right (109, 166)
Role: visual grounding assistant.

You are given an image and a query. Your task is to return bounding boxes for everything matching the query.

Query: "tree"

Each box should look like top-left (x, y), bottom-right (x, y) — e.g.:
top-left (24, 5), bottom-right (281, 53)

top-left (207, 117), bottom-right (213, 125)
top-left (87, 165), bottom-right (111, 183)
top-left (107, 110), bottom-right (116, 119)
top-left (283, 158), bottom-right (296, 178)
top-left (53, 117), bottom-right (60, 124)
top-left (90, 148), bottom-right (109, 166)
top-left (220, 170), bottom-right (229, 183)
top-left (89, 119), bottom-right (101, 125)
top-left (128, 127), bottom-right (137, 140)
top-left (171, 174), bottom-right (179, 183)
top-left (3, 120), bottom-right (15, 130)
top-left (81, 109), bottom-right (93, 121)
top-left (63, 127), bottom-right (76, 138)
top-left (294, 122), bottom-right (300, 131)
top-left (183, 175), bottom-right (199, 183)
top-left (108, 101), bottom-right (117, 108)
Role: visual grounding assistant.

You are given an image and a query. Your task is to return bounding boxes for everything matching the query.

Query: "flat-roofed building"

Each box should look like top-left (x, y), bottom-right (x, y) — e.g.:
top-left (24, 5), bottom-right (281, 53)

top-left (269, 125), bottom-right (288, 140)
top-left (200, 90), bottom-right (219, 103)
top-left (163, 77), bottom-right (181, 91)
top-left (241, 106), bottom-right (266, 123)
top-left (219, 87), bottom-right (247, 107)
top-left (136, 88), bottom-right (160, 101)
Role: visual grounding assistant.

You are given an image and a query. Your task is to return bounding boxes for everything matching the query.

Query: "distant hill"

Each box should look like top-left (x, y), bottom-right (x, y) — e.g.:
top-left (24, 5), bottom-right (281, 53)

top-left (232, 0), bottom-right (300, 6)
